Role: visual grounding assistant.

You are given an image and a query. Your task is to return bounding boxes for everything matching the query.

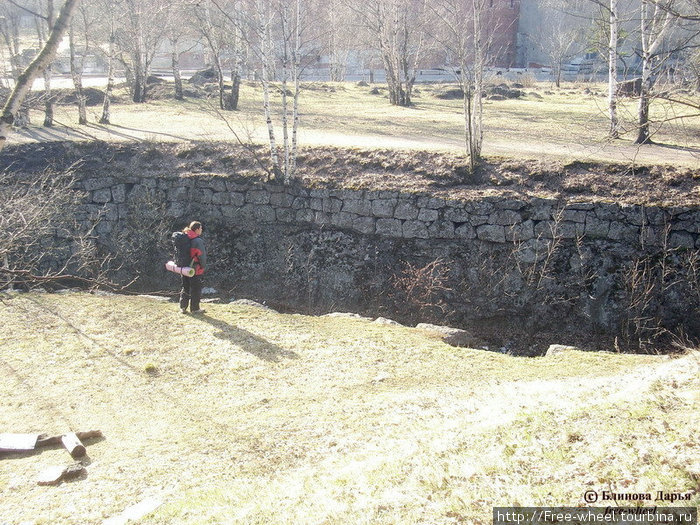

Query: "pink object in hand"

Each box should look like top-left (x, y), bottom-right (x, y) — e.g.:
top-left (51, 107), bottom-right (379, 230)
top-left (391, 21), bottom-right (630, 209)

top-left (165, 261), bottom-right (195, 277)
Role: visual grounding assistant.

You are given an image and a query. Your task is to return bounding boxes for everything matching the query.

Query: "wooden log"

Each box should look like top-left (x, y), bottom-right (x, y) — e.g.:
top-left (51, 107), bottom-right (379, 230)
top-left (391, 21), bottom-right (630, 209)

top-left (36, 430), bottom-right (102, 449)
top-left (61, 432), bottom-right (86, 458)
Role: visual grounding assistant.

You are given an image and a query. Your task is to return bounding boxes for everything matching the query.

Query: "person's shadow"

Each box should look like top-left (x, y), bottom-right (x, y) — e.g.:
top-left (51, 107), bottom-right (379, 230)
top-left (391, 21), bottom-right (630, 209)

top-left (194, 315), bottom-right (299, 362)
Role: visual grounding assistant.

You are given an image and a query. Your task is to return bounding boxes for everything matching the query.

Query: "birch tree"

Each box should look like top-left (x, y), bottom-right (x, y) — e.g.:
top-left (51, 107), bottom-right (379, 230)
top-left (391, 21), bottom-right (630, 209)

top-left (251, 0), bottom-right (306, 184)
top-left (430, 0), bottom-right (495, 174)
top-left (69, 2), bottom-right (96, 125)
top-left (32, 0), bottom-right (56, 127)
top-left (0, 0), bottom-right (80, 151)
top-left (352, 0), bottom-right (428, 107)
top-left (635, 0), bottom-right (679, 143)
top-left (0, 1), bottom-right (31, 126)
top-left (98, 0), bottom-right (118, 123)
top-left (116, 0), bottom-right (168, 102)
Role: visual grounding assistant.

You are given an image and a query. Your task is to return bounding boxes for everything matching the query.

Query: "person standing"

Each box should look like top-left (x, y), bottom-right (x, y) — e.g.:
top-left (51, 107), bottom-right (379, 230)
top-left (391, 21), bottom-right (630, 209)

top-left (180, 221), bottom-right (207, 314)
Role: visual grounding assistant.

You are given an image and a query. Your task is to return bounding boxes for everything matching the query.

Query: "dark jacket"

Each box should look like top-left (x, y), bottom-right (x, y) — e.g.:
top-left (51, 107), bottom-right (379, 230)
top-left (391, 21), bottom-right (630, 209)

top-left (187, 230), bottom-right (206, 275)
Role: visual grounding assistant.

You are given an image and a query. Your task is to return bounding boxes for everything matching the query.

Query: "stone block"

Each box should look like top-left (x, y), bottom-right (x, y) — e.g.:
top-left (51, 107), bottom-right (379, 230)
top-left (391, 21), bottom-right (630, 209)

top-left (669, 232), bottom-right (695, 249)
top-left (444, 207), bottom-right (471, 223)
top-left (476, 224), bottom-right (505, 243)
top-left (530, 204), bottom-right (553, 221)
top-left (331, 212), bottom-right (356, 229)
top-left (594, 203), bottom-right (622, 221)
top-left (546, 344), bottom-right (581, 356)
top-left (506, 220), bottom-right (534, 241)
top-left (469, 215), bottom-right (490, 226)
top-left (585, 217), bottom-right (610, 238)
top-left (167, 201), bottom-right (187, 218)
top-left (92, 188), bottom-right (112, 203)
top-left (246, 190), bottom-right (270, 204)
top-left (495, 199), bottom-right (526, 210)
top-left (376, 218), bottom-right (403, 237)
top-left (417, 196), bottom-right (445, 209)
top-left (514, 239), bottom-right (549, 264)
top-left (111, 184), bottom-right (126, 204)
top-left (671, 220), bottom-right (699, 234)
top-left (212, 193), bottom-right (230, 205)
top-left (221, 205), bottom-right (240, 219)
top-left (465, 201), bottom-right (493, 215)
top-left (402, 220), bottom-right (429, 239)
top-left (324, 198), bottom-right (343, 213)
top-left (276, 208), bottom-right (296, 223)
top-left (417, 208), bottom-right (439, 222)
top-left (269, 192), bottom-right (295, 207)
top-left (296, 209), bottom-right (315, 223)
top-left (394, 201), bottom-right (419, 220)
top-left (562, 209), bottom-right (587, 223)
top-left (608, 221), bottom-right (639, 242)
top-left (193, 188), bottom-right (213, 204)
top-left (310, 198), bottom-right (324, 211)
top-left (415, 323), bottom-right (485, 348)
top-left (566, 202), bottom-right (595, 211)
top-left (455, 224), bottom-right (476, 239)
top-left (292, 197), bottom-right (308, 210)
top-left (102, 203), bottom-right (119, 222)
top-left (371, 199), bottom-right (397, 218)
top-left (200, 178), bottom-right (227, 192)
top-left (428, 220), bottom-right (455, 239)
top-left (309, 188), bottom-right (330, 198)
top-left (343, 199), bottom-right (372, 216)
top-left (96, 221), bottom-right (113, 235)
top-left (490, 209), bottom-right (522, 226)
top-left (83, 177), bottom-right (114, 191)
top-left (315, 211), bottom-right (331, 225)
top-left (230, 192), bottom-right (245, 207)
top-left (353, 216), bottom-right (375, 234)
top-left (167, 186), bottom-right (189, 201)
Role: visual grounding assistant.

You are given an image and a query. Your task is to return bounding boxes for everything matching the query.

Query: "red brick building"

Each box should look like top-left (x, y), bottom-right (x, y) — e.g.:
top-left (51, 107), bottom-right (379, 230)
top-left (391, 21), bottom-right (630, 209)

top-left (486, 0), bottom-right (522, 68)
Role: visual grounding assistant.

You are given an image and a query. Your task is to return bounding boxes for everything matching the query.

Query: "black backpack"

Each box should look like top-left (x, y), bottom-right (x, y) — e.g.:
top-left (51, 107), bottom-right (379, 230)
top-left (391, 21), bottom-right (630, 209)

top-left (171, 231), bottom-right (192, 267)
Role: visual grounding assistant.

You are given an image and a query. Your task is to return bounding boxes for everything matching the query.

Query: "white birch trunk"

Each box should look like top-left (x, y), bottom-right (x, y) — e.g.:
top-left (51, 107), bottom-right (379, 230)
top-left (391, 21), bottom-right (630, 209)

top-left (0, 0), bottom-right (80, 150)
top-left (290, 0), bottom-right (301, 180)
top-left (258, 0), bottom-right (279, 178)
top-left (608, 0), bottom-right (619, 138)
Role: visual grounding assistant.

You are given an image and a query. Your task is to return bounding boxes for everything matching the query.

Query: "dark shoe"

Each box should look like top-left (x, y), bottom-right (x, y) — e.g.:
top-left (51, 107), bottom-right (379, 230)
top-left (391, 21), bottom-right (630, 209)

top-left (180, 308), bottom-right (188, 314)
top-left (191, 309), bottom-right (206, 314)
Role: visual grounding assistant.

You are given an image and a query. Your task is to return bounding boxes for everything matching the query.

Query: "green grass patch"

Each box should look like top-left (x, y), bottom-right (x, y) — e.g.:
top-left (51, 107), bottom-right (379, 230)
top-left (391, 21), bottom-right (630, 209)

top-left (0, 292), bottom-right (697, 523)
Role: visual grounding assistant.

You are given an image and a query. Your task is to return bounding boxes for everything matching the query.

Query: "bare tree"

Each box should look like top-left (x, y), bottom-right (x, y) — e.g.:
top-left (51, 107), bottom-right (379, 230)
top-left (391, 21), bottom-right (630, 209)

top-left (115, 0), bottom-right (168, 102)
top-left (324, 0), bottom-right (352, 81)
top-left (352, 0), bottom-right (428, 107)
top-left (250, 0), bottom-right (307, 183)
top-left (97, 0), bottom-right (118, 123)
top-left (32, 0), bottom-right (56, 127)
top-left (539, 10), bottom-right (587, 87)
top-left (635, 0), bottom-right (679, 143)
top-left (430, 0), bottom-right (501, 174)
top-left (0, 0), bottom-right (32, 127)
top-left (0, 168), bottom-right (116, 290)
top-left (69, 1), bottom-right (97, 125)
top-left (0, 0), bottom-right (80, 151)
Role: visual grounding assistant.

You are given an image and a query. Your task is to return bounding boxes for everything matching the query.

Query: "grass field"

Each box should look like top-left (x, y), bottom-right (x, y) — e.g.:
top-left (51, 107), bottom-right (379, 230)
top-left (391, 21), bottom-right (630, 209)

top-left (1, 292), bottom-right (698, 524)
top-left (12, 80), bottom-right (700, 167)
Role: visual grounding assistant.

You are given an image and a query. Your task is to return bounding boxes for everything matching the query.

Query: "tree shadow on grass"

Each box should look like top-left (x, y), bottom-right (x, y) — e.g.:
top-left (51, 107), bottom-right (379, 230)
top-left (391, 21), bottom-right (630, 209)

top-left (194, 315), bottom-right (299, 362)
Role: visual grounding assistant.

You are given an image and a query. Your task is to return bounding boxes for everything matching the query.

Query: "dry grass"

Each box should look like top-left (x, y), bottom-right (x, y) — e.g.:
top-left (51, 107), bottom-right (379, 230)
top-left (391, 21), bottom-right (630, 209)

top-left (1, 292), bottom-right (698, 524)
top-left (10, 81), bottom-right (700, 167)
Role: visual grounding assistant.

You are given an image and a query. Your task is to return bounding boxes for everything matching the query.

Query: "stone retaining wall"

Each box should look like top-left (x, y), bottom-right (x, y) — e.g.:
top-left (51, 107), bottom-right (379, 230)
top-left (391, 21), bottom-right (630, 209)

top-left (80, 174), bottom-right (700, 248)
top-left (65, 172), bottom-right (700, 351)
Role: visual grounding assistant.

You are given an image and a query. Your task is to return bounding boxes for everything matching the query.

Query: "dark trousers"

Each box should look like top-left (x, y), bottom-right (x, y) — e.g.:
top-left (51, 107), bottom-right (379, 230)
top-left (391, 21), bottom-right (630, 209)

top-left (180, 275), bottom-right (202, 311)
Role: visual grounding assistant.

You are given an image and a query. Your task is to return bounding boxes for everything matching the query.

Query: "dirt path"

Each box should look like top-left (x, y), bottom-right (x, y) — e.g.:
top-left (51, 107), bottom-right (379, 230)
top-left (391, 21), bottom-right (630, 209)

top-left (10, 120), bottom-right (700, 168)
